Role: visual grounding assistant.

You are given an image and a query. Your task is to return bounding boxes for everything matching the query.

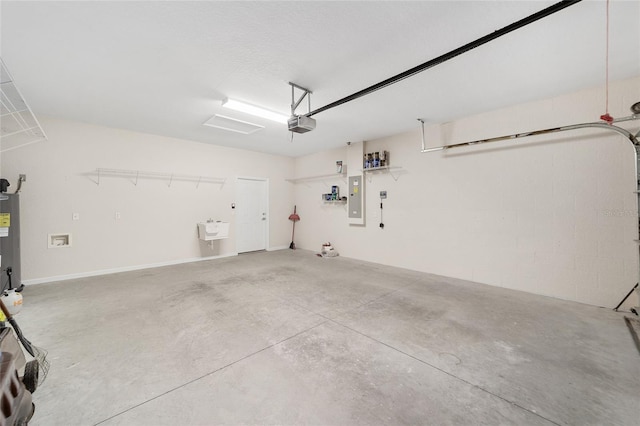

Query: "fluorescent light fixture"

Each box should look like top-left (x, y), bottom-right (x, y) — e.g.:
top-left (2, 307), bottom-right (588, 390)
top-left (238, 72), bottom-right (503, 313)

top-left (222, 98), bottom-right (288, 124)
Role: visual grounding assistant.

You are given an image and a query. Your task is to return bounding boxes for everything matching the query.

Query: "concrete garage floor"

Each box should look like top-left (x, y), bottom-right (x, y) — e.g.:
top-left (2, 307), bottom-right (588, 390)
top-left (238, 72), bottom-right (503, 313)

top-left (19, 250), bottom-right (639, 425)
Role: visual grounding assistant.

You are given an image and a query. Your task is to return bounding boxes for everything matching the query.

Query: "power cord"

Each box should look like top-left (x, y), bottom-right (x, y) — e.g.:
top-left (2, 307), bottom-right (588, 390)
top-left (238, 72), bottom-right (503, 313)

top-left (379, 191), bottom-right (387, 229)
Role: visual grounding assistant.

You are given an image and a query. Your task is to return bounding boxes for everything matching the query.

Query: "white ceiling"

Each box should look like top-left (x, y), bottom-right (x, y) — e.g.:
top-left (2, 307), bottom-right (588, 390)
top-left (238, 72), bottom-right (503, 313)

top-left (1, 1), bottom-right (639, 157)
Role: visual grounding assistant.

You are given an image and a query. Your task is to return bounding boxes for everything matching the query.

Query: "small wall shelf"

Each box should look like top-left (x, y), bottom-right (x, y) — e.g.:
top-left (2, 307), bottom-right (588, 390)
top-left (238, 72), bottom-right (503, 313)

top-left (91, 168), bottom-right (226, 188)
top-left (323, 199), bottom-right (347, 205)
top-left (361, 165), bottom-right (404, 181)
top-left (286, 172), bottom-right (347, 185)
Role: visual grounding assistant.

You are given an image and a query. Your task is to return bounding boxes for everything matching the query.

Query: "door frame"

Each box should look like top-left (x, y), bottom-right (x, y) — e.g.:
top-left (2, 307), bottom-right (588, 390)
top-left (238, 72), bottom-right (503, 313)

top-left (235, 176), bottom-right (270, 253)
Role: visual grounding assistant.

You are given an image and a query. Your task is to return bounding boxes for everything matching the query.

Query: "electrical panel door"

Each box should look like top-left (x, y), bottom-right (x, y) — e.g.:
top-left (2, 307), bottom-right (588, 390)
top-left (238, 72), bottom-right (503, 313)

top-left (349, 175), bottom-right (365, 225)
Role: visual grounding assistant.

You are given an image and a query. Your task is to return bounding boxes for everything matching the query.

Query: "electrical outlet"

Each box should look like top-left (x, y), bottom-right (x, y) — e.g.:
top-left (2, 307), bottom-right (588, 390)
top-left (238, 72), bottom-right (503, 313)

top-left (115, 212), bottom-right (121, 220)
top-left (19, 174), bottom-right (26, 182)
top-left (380, 190), bottom-right (387, 199)
top-left (72, 213), bottom-right (80, 221)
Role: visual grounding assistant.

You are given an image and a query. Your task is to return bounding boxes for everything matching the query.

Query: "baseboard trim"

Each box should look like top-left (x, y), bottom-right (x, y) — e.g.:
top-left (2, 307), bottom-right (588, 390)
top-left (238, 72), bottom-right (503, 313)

top-left (22, 252), bottom-right (239, 286)
top-left (267, 245), bottom-right (289, 252)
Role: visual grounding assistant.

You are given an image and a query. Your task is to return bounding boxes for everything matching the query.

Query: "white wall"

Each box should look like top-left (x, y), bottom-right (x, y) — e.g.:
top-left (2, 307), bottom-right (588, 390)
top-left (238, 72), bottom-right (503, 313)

top-left (3, 78), bottom-right (639, 309)
top-left (293, 76), bottom-right (640, 309)
top-left (1, 117), bottom-right (294, 282)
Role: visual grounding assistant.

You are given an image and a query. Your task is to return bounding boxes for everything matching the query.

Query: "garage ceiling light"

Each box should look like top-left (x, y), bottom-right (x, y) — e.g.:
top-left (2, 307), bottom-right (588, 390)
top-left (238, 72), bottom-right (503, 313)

top-left (222, 98), bottom-right (288, 124)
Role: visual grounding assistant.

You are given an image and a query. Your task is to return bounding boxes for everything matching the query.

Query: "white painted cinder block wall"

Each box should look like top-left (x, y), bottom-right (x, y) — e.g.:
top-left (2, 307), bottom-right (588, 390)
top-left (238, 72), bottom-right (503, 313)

top-left (1, 117), bottom-right (295, 283)
top-left (293, 76), bottom-right (640, 309)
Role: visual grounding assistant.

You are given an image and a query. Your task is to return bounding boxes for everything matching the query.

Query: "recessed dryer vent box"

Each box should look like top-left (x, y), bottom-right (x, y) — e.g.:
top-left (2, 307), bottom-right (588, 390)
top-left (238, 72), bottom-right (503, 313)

top-left (48, 233), bottom-right (71, 248)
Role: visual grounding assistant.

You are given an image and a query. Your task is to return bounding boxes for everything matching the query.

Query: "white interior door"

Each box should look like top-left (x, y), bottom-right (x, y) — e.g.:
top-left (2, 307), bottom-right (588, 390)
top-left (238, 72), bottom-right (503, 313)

top-left (236, 177), bottom-right (268, 253)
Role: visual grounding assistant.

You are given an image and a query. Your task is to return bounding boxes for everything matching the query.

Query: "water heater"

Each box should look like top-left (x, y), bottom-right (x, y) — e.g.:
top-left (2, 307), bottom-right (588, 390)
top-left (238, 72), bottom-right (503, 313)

top-left (0, 194), bottom-right (21, 289)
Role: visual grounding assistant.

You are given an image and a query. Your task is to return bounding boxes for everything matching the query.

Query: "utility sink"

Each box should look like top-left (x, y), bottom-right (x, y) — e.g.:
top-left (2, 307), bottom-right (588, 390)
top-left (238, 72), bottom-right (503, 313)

top-left (197, 221), bottom-right (230, 241)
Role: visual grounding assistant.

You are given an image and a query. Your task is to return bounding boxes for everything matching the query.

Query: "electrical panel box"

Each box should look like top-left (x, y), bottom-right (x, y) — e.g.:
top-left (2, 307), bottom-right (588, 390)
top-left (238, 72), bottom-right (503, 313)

top-left (348, 175), bottom-right (365, 225)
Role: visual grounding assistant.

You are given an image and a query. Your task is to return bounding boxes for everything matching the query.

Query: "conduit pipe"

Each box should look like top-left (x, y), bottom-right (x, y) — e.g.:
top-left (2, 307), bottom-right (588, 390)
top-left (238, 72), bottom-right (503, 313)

top-left (305, 0), bottom-right (582, 118)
